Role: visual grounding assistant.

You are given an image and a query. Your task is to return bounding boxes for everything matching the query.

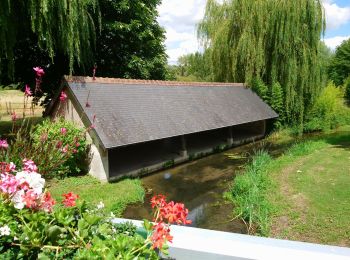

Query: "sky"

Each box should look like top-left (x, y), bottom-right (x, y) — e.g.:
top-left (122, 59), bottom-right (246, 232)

top-left (158, 0), bottom-right (350, 64)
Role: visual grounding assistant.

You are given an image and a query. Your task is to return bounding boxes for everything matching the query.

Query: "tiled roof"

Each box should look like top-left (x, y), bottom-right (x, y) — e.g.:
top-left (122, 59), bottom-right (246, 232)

top-left (62, 77), bottom-right (278, 149)
top-left (65, 76), bottom-right (245, 87)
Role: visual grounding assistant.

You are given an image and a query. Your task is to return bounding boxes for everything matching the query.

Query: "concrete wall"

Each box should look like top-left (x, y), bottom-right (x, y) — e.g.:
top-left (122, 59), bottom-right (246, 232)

top-left (113, 218), bottom-right (350, 260)
top-left (50, 90), bottom-right (109, 182)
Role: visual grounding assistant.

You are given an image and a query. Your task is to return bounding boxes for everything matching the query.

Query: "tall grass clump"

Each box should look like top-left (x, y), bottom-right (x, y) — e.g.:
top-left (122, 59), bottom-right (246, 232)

top-left (227, 150), bottom-right (273, 235)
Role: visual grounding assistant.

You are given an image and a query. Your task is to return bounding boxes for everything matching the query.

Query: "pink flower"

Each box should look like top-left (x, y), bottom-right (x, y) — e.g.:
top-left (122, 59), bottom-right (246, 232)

top-left (7, 162), bottom-right (16, 172)
top-left (151, 222), bottom-right (173, 249)
top-left (60, 127), bottom-right (67, 135)
top-left (11, 112), bottom-right (17, 121)
top-left (22, 190), bottom-right (38, 209)
top-left (0, 173), bottom-right (19, 194)
top-left (59, 91), bottom-right (67, 102)
top-left (22, 159), bottom-right (38, 172)
top-left (61, 145), bottom-right (69, 154)
top-left (24, 84), bottom-right (32, 97)
top-left (40, 192), bottom-right (56, 212)
top-left (0, 139), bottom-right (8, 149)
top-left (62, 192), bottom-right (79, 207)
top-left (33, 67), bottom-right (45, 77)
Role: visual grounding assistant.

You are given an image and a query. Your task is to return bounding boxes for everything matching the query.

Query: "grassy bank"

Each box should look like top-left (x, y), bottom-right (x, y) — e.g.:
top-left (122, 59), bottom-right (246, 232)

top-left (48, 176), bottom-right (145, 216)
top-left (228, 128), bottom-right (350, 246)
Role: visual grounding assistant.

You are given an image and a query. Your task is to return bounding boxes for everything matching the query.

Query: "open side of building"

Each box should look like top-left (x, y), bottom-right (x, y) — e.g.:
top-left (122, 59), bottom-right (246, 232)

top-left (46, 77), bottom-right (278, 182)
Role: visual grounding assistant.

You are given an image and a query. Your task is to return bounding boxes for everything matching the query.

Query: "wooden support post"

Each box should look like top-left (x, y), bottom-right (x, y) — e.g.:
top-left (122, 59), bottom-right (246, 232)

top-left (180, 135), bottom-right (188, 157)
top-left (227, 126), bottom-right (233, 146)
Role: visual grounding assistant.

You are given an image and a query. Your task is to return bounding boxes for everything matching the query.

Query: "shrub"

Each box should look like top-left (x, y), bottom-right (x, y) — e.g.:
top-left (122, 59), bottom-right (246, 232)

top-left (0, 160), bottom-right (191, 259)
top-left (32, 118), bottom-right (89, 176)
top-left (1, 121), bottom-right (72, 178)
top-left (344, 76), bottom-right (350, 103)
top-left (304, 82), bottom-right (350, 132)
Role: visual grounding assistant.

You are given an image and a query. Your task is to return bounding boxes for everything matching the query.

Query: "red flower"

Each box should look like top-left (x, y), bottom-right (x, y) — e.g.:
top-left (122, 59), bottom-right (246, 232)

top-left (62, 192), bottom-right (79, 207)
top-left (59, 91), bottom-right (67, 102)
top-left (150, 194), bottom-right (166, 209)
top-left (151, 222), bottom-right (173, 249)
top-left (56, 141), bottom-right (63, 149)
top-left (40, 192), bottom-right (56, 212)
top-left (22, 190), bottom-right (38, 209)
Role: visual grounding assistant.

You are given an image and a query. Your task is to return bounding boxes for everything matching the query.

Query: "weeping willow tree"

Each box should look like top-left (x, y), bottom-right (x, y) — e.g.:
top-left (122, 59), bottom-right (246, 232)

top-left (198, 0), bottom-right (325, 125)
top-left (0, 0), bottom-right (98, 78)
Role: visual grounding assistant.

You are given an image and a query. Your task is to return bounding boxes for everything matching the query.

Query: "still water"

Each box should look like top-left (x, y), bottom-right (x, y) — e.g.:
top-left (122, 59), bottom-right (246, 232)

top-left (123, 140), bottom-right (282, 233)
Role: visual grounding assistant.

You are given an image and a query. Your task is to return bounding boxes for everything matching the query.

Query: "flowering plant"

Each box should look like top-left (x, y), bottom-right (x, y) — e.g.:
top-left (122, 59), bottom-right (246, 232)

top-left (32, 118), bottom-right (89, 176)
top-left (0, 153), bottom-right (190, 259)
top-left (0, 160), bottom-right (154, 259)
top-left (139, 194), bottom-right (192, 254)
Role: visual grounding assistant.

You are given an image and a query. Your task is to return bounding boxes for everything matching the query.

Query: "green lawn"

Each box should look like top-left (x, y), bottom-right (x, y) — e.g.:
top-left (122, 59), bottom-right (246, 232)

top-left (269, 133), bottom-right (350, 246)
top-left (47, 176), bottom-right (145, 217)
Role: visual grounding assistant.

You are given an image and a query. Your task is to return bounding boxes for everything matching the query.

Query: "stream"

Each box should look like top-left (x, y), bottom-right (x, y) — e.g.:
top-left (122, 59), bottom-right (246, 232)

top-left (123, 137), bottom-right (293, 233)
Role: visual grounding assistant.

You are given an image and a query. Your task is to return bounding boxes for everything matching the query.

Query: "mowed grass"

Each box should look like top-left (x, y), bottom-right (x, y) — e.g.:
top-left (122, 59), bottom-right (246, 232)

top-left (47, 176), bottom-right (145, 217)
top-left (269, 133), bottom-right (350, 246)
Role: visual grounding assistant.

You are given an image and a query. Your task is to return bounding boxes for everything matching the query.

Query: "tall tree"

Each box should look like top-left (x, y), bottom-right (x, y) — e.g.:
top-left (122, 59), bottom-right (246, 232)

top-left (94, 0), bottom-right (168, 80)
top-left (0, 0), bottom-right (98, 79)
top-left (198, 0), bottom-right (325, 125)
top-left (177, 51), bottom-right (213, 81)
top-left (328, 39), bottom-right (350, 86)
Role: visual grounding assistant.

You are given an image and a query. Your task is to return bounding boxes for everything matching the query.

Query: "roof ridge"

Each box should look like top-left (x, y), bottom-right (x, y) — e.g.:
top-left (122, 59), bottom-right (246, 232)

top-left (64, 76), bottom-right (245, 87)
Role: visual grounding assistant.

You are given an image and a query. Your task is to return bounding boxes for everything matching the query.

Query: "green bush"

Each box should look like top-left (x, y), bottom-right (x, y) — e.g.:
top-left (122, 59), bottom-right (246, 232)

top-left (1, 121), bottom-right (72, 178)
top-left (32, 118), bottom-right (89, 176)
top-left (0, 198), bottom-right (158, 259)
top-left (344, 76), bottom-right (350, 103)
top-left (304, 82), bottom-right (350, 132)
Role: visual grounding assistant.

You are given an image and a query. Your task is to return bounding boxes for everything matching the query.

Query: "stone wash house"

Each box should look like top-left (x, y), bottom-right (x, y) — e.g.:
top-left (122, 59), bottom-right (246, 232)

top-left (46, 77), bottom-right (278, 182)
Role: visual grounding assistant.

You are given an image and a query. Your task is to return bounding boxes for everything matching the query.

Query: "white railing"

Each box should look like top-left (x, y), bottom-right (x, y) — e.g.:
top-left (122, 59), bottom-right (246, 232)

top-left (113, 218), bottom-right (350, 260)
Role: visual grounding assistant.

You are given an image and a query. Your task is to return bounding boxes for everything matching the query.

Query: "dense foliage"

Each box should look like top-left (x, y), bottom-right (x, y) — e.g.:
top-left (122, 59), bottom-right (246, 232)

top-left (176, 51), bottom-right (213, 81)
top-left (304, 83), bottom-right (350, 132)
top-left (0, 0), bottom-right (98, 80)
top-left (32, 118), bottom-right (89, 176)
top-left (0, 145), bottom-right (191, 258)
top-left (198, 0), bottom-right (325, 126)
top-left (328, 39), bottom-right (350, 86)
top-left (0, 0), bottom-right (168, 102)
top-left (94, 0), bottom-right (168, 80)
top-left (344, 77), bottom-right (350, 103)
